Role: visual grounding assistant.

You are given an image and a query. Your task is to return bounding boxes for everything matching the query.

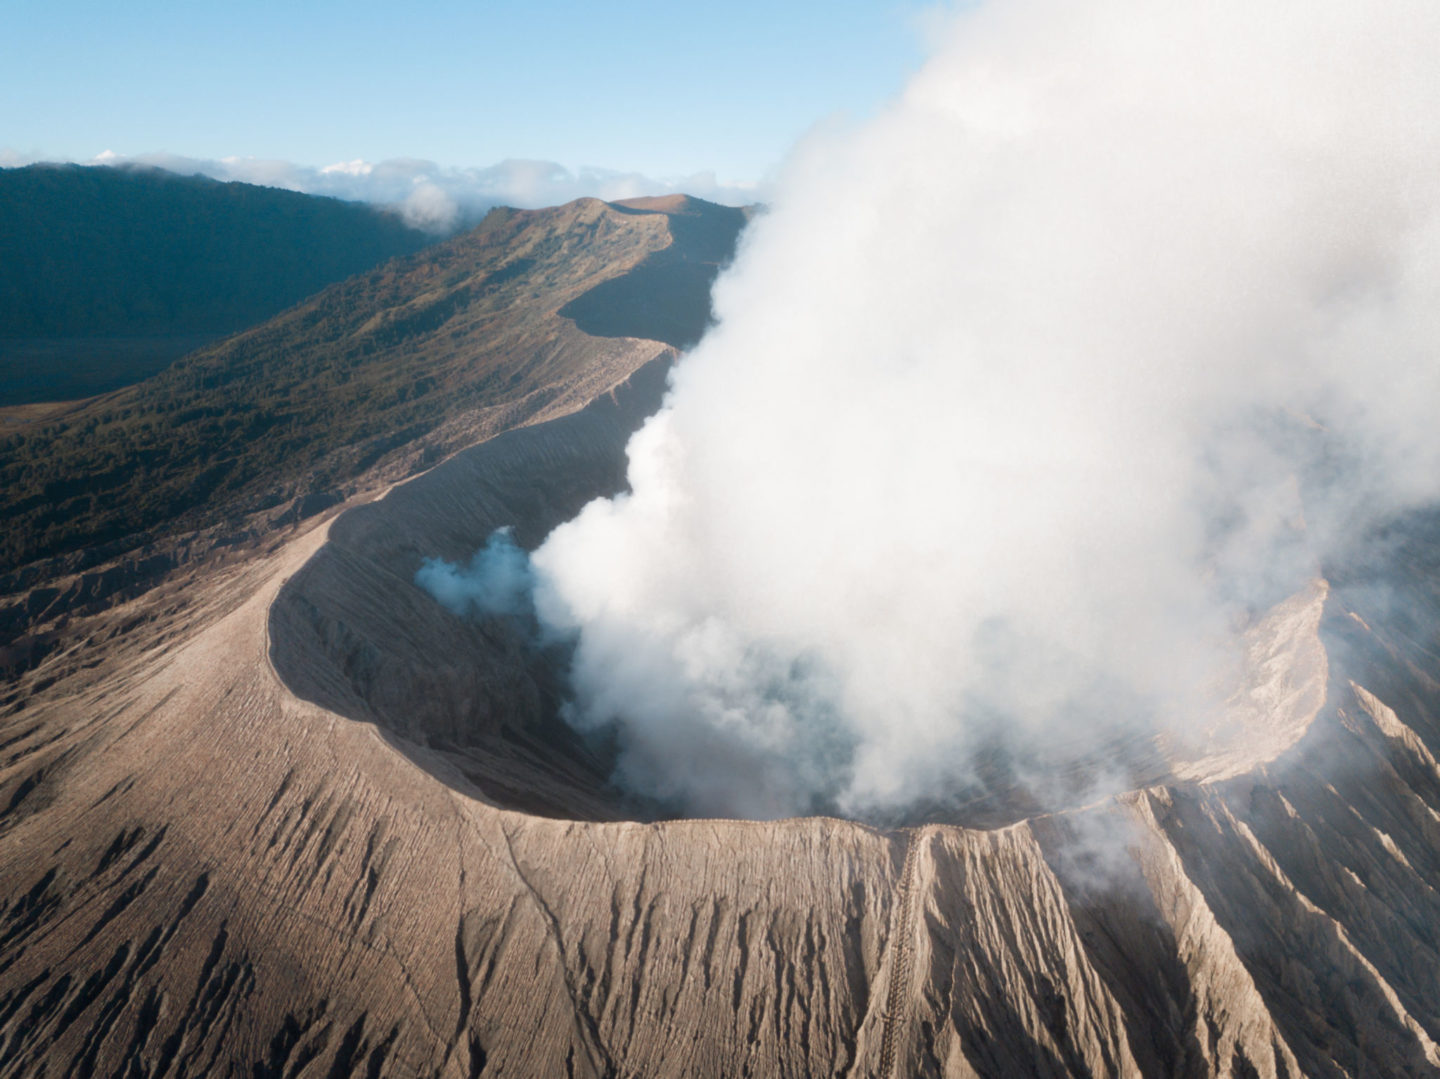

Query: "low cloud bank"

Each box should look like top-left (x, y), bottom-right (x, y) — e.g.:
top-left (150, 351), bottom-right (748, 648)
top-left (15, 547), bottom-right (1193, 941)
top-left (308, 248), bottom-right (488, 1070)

top-left (0, 148), bottom-right (759, 233)
top-left (430, 0), bottom-right (1440, 820)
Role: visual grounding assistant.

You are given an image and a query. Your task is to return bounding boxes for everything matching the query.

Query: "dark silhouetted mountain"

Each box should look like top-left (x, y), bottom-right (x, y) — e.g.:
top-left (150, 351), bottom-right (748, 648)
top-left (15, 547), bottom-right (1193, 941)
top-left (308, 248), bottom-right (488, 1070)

top-left (0, 163), bottom-right (435, 403)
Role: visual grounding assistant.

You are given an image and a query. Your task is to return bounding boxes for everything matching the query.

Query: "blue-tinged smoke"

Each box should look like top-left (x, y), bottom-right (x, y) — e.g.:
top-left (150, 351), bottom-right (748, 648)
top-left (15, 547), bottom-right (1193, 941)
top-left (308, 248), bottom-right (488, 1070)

top-left (415, 528), bottom-right (534, 619)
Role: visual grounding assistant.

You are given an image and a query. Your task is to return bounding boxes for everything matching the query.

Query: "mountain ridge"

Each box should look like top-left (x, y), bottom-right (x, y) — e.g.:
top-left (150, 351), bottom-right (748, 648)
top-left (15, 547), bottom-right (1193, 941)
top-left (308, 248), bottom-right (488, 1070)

top-left (0, 194), bottom-right (748, 668)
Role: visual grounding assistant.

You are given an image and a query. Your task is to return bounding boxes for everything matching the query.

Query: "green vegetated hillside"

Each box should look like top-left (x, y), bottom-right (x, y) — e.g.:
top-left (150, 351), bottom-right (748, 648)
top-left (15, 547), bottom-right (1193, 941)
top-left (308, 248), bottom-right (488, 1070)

top-left (0, 195), bottom-right (747, 581)
top-left (0, 164), bottom-right (436, 404)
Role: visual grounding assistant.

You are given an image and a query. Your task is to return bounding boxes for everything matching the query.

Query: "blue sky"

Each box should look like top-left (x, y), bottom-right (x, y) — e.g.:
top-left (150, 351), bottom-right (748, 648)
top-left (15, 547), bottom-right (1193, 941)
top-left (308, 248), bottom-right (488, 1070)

top-left (3, 1), bottom-right (934, 185)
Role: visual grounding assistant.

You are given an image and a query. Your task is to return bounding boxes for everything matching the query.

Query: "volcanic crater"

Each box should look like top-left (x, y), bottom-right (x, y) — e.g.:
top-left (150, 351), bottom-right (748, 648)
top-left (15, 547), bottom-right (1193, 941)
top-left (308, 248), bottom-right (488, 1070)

top-left (268, 348), bottom-right (1331, 831)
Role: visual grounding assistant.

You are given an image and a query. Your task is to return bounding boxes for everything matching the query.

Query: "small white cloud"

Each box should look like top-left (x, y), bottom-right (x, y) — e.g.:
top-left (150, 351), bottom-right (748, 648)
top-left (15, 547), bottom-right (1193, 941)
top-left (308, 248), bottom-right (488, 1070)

top-left (400, 181), bottom-right (459, 234)
top-left (321, 158), bottom-right (373, 177)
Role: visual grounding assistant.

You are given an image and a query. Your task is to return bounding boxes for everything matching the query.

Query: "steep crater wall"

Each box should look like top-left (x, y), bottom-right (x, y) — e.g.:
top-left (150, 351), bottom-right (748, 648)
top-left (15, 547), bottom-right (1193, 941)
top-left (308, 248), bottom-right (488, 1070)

top-left (268, 358), bottom-right (673, 820)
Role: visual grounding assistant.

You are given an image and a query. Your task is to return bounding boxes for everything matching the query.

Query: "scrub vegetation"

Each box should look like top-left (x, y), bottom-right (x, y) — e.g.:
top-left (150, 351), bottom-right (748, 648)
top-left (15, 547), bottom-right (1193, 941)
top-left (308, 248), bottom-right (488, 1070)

top-left (0, 195), bottom-right (745, 577)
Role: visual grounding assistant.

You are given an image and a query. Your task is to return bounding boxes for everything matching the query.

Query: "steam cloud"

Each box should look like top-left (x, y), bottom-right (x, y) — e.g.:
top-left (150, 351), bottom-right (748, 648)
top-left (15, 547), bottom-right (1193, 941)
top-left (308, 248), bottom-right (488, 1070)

top-left (443, 0), bottom-right (1440, 819)
top-left (416, 529), bottom-right (534, 619)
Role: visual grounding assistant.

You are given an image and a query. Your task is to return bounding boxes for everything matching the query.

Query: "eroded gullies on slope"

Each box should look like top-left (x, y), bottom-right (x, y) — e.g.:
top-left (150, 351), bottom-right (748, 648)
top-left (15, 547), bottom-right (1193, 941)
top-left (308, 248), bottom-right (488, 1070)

top-left (268, 354), bottom-right (1337, 829)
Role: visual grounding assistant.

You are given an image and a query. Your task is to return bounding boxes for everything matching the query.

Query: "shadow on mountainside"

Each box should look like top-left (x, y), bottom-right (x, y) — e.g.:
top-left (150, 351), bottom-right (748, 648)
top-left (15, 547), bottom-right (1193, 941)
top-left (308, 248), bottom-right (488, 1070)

top-left (559, 197), bottom-right (751, 349)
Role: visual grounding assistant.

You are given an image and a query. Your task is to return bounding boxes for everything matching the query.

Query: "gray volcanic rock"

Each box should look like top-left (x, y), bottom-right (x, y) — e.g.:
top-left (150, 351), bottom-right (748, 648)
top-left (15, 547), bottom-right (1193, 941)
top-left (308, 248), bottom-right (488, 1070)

top-left (5, 205), bottom-right (1440, 1077)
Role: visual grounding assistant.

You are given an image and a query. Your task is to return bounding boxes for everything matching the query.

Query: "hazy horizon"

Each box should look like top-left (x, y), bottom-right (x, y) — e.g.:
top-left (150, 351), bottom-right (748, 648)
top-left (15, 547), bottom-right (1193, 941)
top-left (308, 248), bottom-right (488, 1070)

top-left (4, 0), bottom-right (934, 195)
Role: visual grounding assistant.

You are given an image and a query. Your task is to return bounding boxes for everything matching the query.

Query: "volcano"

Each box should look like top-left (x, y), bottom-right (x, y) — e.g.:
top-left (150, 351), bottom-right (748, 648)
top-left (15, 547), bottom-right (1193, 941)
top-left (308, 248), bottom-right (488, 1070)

top-left (4, 194), bottom-right (1440, 1078)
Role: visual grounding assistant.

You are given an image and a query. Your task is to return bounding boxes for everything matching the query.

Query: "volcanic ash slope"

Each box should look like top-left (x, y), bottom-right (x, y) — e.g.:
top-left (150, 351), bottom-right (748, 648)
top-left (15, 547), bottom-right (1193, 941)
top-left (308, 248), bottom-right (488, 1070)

top-left (6, 208), bottom-right (1440, 1077)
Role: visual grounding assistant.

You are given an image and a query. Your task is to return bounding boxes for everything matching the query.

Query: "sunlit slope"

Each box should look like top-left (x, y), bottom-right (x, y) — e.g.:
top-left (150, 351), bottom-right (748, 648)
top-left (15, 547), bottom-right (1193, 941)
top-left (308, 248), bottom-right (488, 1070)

top-left (8, 359), bottom-right (1440, 1074)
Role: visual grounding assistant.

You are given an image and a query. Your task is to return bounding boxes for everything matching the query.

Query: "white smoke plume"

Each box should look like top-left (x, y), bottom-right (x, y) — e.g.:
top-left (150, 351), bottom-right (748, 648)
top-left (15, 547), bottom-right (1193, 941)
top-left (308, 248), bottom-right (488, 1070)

top-left (440, 0), bottom-right (1440, 820)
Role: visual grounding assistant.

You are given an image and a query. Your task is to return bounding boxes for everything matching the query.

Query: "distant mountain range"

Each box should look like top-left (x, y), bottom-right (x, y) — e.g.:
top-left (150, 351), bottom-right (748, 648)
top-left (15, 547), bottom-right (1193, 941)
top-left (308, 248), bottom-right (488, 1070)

top-left (0, 163), bottom-right (435, 404)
